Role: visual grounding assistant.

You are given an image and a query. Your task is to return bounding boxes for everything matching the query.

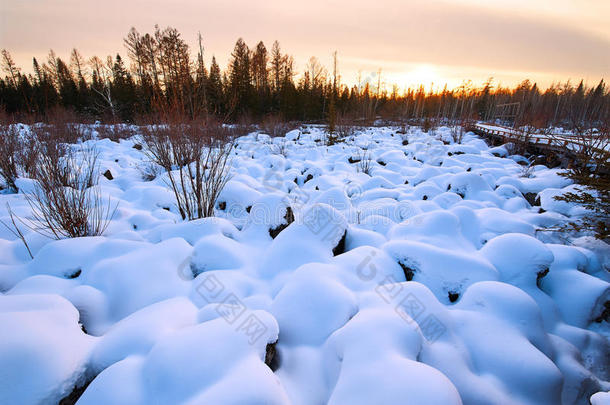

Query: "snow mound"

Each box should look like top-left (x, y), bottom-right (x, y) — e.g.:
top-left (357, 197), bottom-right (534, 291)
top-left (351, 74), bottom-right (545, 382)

top-left (0, 294), bottom-right (93, 405)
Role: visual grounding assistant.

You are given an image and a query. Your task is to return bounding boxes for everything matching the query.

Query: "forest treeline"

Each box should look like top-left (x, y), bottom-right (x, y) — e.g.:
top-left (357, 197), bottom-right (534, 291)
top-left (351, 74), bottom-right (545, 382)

top-left (1, 25), bottom-right (608, 127)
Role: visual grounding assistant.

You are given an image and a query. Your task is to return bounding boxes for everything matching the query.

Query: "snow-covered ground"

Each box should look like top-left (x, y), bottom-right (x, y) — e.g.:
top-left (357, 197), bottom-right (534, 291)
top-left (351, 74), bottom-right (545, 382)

top-left (0, 125), bottom-right (609, 405)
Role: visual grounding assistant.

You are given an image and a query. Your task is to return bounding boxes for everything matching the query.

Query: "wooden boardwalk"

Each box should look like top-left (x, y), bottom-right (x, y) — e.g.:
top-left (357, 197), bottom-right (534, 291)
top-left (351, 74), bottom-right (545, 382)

top-left (467, 123), bottom-right (609, 171)
top-left (469, 124), bottom-right (579, 155)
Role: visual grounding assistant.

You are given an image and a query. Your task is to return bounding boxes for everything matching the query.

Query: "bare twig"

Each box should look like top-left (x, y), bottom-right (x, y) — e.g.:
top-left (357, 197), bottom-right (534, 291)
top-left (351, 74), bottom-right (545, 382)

top-left (0, 203), bottom-right (33, 259)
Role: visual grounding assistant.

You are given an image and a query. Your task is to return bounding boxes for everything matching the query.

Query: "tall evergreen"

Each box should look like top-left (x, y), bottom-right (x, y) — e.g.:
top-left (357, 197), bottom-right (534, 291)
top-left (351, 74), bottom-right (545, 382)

top-left (227, 38), bottom-right (252, 118)
top-left (206, 56), bottom-right (224, 117)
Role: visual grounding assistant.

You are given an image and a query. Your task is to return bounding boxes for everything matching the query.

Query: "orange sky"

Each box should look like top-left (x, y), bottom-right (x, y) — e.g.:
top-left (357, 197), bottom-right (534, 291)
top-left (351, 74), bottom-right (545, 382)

top-left (1, 0), bottom-right (608, 91)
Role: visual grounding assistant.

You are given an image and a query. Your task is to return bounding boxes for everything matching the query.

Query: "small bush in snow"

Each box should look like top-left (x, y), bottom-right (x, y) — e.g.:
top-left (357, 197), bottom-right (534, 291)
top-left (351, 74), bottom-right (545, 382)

top-left (450, 124), bottom-right (466, 144)
top-left (138, 162), bottom-right (161, 181)
top-left (23, 146), bottom-right (116, 238)
top-left (0, 124), bottom-right (20, 192)
top-left (260, 114), bottom-right (297, 138)
top-left (270, 139), bottom-right (290, 157)
top-left (519, 162), bottom-right (535, 178)
top-left (95, 124), bottom-right (136, 142)
top-left (142, 120), bottom-right (233, 220)
top-left (356, 150), bottom-right (372, 175)
top-left (552, 124), bottom-right (610, 240)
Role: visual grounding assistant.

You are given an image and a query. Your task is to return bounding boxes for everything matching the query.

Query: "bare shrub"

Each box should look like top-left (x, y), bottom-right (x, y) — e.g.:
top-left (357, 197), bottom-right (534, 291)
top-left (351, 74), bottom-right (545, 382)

top-left (0, 124), bottom-right (20, 192)
top-left (549, 124), bottom-right (610, 239)
top-left (519, 162), bottom-right (535, 178)
top-left (141, 120), bottom-right (233, 220)
top-left (0, 108), bottom-right (10, 125)
top-left (95, 124), bottom-right (136, 142)
top-left (46, 109), bottom-right (90, 144)
top-left (231, 115), bottom-right (257, 138)
top-left (450, 121), bottom-right (467, 144)
top-left (336, 114), bottom-right (357, 140)
top-left (270, 139), bottom-right (290, 157)
top-left (0, 204), bottom-right (33, 258)
top-left (552, 125), bottom-right (610, 179)
top-left (22, 147), bottom-right (116, 239)
top-left (422, 117), bottom-right (437, 133)
top-left (356, 149), bottom-right (372, 175)
top-left (397, 121), bottom-right (409, 135)
top-left (325, 130), bottom-right (341, 146)
top-left (0, 121), bottom-right (45, 192)
top-left (138, 162), bottom-right (162, 181)
top-left (261, 114), bottom-right (296, 138)
top-left (17, 128), bottom-right (40, 178)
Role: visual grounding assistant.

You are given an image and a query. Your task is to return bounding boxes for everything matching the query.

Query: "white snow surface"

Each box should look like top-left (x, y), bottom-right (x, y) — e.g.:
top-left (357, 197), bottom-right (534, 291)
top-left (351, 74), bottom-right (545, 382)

top-left (0, 125), bottom-right (609, 405)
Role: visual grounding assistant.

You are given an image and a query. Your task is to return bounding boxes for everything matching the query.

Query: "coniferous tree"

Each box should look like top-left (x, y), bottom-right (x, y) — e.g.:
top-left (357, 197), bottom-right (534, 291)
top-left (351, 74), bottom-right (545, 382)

top-left (111, 54), bottom-right (137, 120)
top-left (251, 41), bottom-right (270, 116)
top-left (206, 56), bottom-right (224, 117)
top-left (228, 38), bottom-right (252, 118)
top-left (55, 58), bottom-right (79, 109)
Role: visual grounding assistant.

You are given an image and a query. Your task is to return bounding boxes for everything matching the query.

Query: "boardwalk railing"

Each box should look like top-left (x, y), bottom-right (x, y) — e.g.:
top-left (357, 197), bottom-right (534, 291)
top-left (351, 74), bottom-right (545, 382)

top-left (469, 123), bottom-right (609, 159)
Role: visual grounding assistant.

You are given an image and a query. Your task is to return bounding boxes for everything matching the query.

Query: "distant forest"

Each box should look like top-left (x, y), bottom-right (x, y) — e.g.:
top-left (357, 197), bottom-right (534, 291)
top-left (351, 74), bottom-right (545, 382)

top-left (1, 25), bottom-right (608, 127)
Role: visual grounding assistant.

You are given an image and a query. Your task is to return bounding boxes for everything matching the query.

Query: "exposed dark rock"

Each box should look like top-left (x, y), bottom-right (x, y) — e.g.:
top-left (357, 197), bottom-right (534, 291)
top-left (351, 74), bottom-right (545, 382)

top-left (398, 262), bottom-right (415, 281)
top-left (594, 301), bottom-right (610, 323)
top-left (448, 291), bottom-right (459, 303)
top-left (218, 201), bottom-right (226, 211)
top-left (332, 231), bottom-right (347, 256)
top-left (536, 268), bottom-right (549, 288)
top-left (304, 174), bottom-right (313, 183)
top-left (66, 269), bottom-right (81, 279)
top-left (269, 207), bottom-right (295, 239)
top-left (524, 193), bottom-right (540, 206)
top-left (58, 375), bottom-right (95, 405)
top-left (265, 341), bottom-right (280, 371)
top-left (102, 169), bottom-right (113, 180)
top-left (132, 143), bottom-right (143, 150)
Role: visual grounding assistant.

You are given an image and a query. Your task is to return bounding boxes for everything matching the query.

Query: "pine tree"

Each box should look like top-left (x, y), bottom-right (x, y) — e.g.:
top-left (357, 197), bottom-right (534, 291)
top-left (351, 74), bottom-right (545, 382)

top-left (55, 58), bottom-right (79, 109)
top-left (206, 56), bottom-right (224, 117)
top-left (228, 38), bottom-right (252, 118)
top-left (251, 41), bottom-right (270, 116)
top-left (111, 54), bottom-right (137, 120)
